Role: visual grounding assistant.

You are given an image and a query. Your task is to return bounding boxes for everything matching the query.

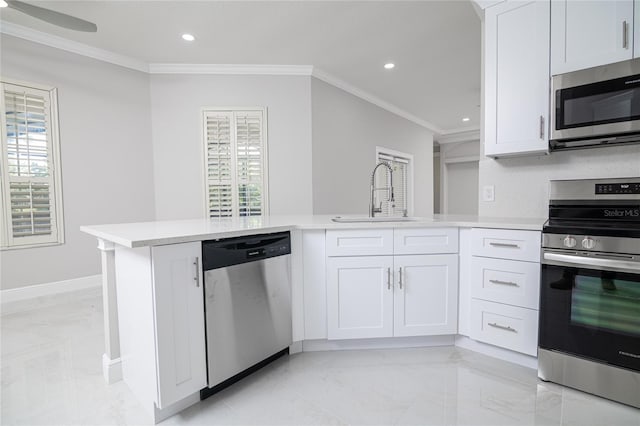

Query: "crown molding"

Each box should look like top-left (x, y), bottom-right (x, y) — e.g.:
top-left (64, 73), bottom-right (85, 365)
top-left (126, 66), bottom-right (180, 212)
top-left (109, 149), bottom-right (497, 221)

top-left (148, 63), bottom-right (313, 75)
top-left (435, 128), bottom-right (481, 144)
top-left (0, 21), bottom-right (149, 72)
top-left (311, 67), bottom-right (442, 134)
top-left (1, 21), bottom-right (462, 135)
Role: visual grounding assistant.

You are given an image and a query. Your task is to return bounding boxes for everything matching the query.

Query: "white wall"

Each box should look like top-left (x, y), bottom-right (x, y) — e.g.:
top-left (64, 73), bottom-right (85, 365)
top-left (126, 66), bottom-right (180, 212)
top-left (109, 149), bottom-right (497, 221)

top-left (311, 78), bottom-right (434, 216)
top-left (478, 144), bottom-right (640, 218)
top-left (0, 36), bottom-right (156, 290)
top-left (439, 140), bottom-right (480, 215)
top-left (150, 74), bottom-right (313, 219)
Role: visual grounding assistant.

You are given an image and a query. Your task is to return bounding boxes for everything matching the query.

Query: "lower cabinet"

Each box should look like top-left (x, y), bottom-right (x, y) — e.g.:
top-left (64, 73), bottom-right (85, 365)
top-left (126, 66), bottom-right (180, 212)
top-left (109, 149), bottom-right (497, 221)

top-left (470, 299), bottom-right (539, 356)
top-left (115, 241), bottom-right (207, 415)
top-left (151, 242), bottom-right (207, 409)
top-left (327, 254), bottom-right (458, 340)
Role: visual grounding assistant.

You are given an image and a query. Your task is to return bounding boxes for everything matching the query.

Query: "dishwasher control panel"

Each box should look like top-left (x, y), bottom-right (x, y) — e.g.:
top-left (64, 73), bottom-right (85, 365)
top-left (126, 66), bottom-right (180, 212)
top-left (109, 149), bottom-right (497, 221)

top-left (202, 231), bottom-right (291, 270)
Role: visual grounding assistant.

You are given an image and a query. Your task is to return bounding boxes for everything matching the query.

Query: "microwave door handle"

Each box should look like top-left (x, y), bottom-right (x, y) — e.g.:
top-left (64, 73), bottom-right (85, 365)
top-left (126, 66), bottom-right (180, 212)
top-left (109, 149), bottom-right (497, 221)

top-left (543, 252), bottom-right (640, 272)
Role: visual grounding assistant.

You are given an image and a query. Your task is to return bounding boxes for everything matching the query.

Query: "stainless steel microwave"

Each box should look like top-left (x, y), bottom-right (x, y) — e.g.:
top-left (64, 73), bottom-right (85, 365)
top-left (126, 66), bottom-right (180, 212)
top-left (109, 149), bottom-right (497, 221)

top-left (550, 58), bottom-right (640, 151)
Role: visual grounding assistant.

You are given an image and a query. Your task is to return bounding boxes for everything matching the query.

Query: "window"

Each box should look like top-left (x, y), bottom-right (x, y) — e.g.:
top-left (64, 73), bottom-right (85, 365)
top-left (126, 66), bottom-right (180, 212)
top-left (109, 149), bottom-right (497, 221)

top-left (203, 108), bottom-right (268, 218)
top-left (0, 79), bottom-right (64, 249)
top-left (376, 148), bottom-right (413, 217)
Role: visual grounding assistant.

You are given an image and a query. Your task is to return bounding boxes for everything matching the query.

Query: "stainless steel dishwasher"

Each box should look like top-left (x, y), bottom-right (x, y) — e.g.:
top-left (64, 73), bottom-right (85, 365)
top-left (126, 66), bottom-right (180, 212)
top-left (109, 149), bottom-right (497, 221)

top-left (200, 231), bottom-right (292, 398)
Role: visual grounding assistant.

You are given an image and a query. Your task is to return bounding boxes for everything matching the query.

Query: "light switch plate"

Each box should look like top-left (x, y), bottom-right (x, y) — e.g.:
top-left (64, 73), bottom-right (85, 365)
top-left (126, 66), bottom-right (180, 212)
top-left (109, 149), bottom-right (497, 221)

top-left (482, 185), bottom-right (495, 202)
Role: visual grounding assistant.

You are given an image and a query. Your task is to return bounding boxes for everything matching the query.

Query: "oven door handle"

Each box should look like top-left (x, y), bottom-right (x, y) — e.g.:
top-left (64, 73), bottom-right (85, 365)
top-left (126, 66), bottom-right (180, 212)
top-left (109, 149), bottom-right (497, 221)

top-left (543, 252), bottom-right (640, 273)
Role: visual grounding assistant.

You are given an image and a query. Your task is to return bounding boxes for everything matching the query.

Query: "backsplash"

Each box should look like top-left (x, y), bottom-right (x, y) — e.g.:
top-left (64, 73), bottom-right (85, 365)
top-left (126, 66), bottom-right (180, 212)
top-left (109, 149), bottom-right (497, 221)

top-left (478, 144), bottom-right (640, 219)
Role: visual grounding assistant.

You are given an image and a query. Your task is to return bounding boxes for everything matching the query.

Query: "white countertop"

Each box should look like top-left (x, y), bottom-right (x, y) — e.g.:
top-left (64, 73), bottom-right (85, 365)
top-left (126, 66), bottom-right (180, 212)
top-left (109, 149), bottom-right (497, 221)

top-left (80, 214), bottom-right (544, 248)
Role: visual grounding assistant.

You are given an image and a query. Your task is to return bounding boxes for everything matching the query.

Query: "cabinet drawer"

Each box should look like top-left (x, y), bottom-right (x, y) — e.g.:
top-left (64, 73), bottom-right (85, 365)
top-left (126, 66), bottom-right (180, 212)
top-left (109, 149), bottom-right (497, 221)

top-left (394, 227), bottom-right (458, 255)
top-left (471, 228), bottom-right (541, 262)
top-left (326, 229), bottom-right (393, 257)
top-left (470, 257), bottom-right (540, 309)
top-left (470, 299), bottom-right (538, 356)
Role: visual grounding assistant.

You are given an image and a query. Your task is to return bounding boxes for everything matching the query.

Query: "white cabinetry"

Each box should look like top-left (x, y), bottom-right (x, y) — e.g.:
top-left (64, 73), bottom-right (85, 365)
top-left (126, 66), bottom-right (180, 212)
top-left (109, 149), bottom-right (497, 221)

top-left (115, 242), bottom-right (206, 419)
top-left (483, 0), bottom-right (550, 157)
top-left (327, 256), bottom-right (394, 339)
top-left (551, 1), bottom-right (634, 75)
top-left (468, 228), bottom-right (541, 356)
top-left (326, 228), bottom-right (458, 340)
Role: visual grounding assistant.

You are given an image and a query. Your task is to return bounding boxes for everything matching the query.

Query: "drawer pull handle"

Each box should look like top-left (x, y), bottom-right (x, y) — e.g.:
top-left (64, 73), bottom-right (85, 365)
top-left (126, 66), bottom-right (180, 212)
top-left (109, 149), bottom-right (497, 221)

top-left (489, 279), bottom-right (519, 287)
top-left (489, 242), bottom-right (520, 249)
top-left (488, 322), bottom-right (517, 333)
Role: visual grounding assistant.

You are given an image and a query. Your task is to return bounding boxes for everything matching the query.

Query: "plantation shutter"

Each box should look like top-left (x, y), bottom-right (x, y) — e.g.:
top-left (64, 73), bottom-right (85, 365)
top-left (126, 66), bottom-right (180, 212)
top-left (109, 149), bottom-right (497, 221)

top-left (205, 111), bottom-right (234, 218)
top-left (204, 109), bottom-right (267, 219)
top-left (1, 82), bottom-right (62, 247)
top-left (378, 153), bottom-right (409, 217)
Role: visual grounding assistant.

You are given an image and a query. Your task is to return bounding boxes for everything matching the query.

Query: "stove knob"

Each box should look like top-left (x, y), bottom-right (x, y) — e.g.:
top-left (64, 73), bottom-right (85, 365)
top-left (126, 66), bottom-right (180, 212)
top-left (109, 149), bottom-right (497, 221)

top-left (563, 236), bottom-right (577, 248)
top-left (582, 237), bottom-right (596, 250)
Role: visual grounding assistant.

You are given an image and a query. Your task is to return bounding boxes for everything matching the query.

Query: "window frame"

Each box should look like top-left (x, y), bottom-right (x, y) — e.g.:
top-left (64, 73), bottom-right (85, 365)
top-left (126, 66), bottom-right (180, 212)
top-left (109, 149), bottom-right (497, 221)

top-left (201, 106), bottom-right (269, 219)
top-left (0, 77), bottom-right (64, 250)
top-left (375, 146), bottom-right (414, 217)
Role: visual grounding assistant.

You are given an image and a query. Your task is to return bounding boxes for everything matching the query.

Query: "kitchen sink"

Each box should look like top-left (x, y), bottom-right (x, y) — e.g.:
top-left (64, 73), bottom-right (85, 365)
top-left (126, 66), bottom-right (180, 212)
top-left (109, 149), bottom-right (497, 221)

top-left (331, 216), bottom-right (421, 223)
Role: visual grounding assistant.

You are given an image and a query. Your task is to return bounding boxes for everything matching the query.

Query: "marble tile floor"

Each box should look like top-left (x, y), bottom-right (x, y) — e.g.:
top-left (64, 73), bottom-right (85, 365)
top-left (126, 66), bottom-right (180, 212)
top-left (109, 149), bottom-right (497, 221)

top-left (2, 286), bottom-right (639, 426)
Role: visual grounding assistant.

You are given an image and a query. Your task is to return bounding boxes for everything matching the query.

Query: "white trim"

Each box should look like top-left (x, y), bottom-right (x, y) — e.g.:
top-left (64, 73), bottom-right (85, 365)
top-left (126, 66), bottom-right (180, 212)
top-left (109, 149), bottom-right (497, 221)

top-left (444, 155), bottom-right (481, 165)
top-left (149, 63), bottom-right (313, 75)
top-left (311, 68), bottom-right (442, 134)
top-left (455, 335), bottom-right (538, 370)
top-left (302, 335), bottom-right (455, 352)
top-left (435, 129), bottom-right (481, 144)
top-left (1, 21), bottom-right (472, 135)
top-left (0, 21), bottom-right (149, 73)
top-left (102, 354), bottom-right (123, 384)
top-left (0, 274), bottom-right (102, 304)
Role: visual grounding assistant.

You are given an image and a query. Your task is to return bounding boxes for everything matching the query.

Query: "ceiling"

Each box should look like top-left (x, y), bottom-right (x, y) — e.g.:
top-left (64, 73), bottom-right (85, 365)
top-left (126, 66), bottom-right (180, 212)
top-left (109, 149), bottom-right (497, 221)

top-left (0, 1), bottom-right (482, 135)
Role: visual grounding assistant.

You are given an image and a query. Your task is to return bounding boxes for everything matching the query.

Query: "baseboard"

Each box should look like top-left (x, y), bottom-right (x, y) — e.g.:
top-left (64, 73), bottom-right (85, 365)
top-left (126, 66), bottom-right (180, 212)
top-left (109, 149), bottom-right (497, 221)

top-left (1, 274), bottom-right (102, 304)
top-left (455, 335), bottom-right (538, 370)
top-left (302, 335), bottom-right (455, 352)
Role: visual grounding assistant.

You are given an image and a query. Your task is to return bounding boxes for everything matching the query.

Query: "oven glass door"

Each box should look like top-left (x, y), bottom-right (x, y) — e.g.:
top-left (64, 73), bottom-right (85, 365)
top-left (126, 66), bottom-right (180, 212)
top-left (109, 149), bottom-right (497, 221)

top-left (555, 74), bottom-right (640, 131)
top-left (540, 262), bottom-right (640, 371)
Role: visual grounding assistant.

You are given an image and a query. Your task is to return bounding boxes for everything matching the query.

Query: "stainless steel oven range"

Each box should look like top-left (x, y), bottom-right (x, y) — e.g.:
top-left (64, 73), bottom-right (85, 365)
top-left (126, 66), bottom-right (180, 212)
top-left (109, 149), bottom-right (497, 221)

top-left (539, 177), bottom-right (640, 408)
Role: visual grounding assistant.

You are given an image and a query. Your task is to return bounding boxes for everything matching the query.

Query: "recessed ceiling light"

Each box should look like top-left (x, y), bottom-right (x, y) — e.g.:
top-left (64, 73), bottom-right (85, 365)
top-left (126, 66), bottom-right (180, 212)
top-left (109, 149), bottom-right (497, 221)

top-left (384, 63), bottom-right (395, 70)
top-left (462, 117), bottom-right (470, 122)
top-left (182, 34), bottom-right (195, 42)
top-left (0, 1), bottom-right (8, 7)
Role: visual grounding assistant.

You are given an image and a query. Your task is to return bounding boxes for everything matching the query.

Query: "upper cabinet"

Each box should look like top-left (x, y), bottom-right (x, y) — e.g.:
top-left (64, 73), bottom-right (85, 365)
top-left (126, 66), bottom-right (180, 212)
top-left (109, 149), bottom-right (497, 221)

top-left (551, 1), bottom-right (634, 75)
top-left (484, 1), bottom-right (550, 158)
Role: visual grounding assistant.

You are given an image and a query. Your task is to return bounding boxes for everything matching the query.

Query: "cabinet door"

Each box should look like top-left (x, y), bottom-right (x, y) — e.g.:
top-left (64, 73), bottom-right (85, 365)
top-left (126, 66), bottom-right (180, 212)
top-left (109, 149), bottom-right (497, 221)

top-left (552, 0), bottom-right (633, 75)
top-left (393, 254), bottom-right (459, 337)
top-left (152, 242), bottom-right (207, 409)
top-left (327, 256), bottom-right (394, 339)
top-left (484, 1), bottom-right (550, 157)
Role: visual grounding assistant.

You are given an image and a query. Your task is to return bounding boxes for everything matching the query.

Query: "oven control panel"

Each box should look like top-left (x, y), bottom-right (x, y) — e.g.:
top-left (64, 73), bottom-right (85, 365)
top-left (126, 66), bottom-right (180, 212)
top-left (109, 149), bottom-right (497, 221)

top-left (595, 183), bottom-right (640, 194)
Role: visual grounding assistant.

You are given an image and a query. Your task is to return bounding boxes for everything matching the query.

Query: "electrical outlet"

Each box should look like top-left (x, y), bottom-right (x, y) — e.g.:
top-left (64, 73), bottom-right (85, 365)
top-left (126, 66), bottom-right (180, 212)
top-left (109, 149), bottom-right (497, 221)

top-left (482, 185), bottom-right (495, 202)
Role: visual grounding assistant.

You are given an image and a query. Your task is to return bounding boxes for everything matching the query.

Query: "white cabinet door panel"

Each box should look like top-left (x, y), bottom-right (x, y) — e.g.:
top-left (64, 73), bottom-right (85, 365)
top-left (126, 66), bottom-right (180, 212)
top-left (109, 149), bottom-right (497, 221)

top-left (470, 256), bottom-right (541, 309)
top-left (326, 229), bottom-right (394, 257)
top-left (470, 299), bottom-right (539, 356)
top-left (393, 227), bottom-right (459, 255)
top-left (327, 256), bottom-right (394, 340)
top-left (484, 0), bottom-right (550, 157)
top-left (551, 0), bottom-right (633, 75)
top-left (152, 242), bottom-right (207, 408)
top-left (470, 228), bottom-right (541, 262)
top-left (393, 254), bottom-right (459, 337)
